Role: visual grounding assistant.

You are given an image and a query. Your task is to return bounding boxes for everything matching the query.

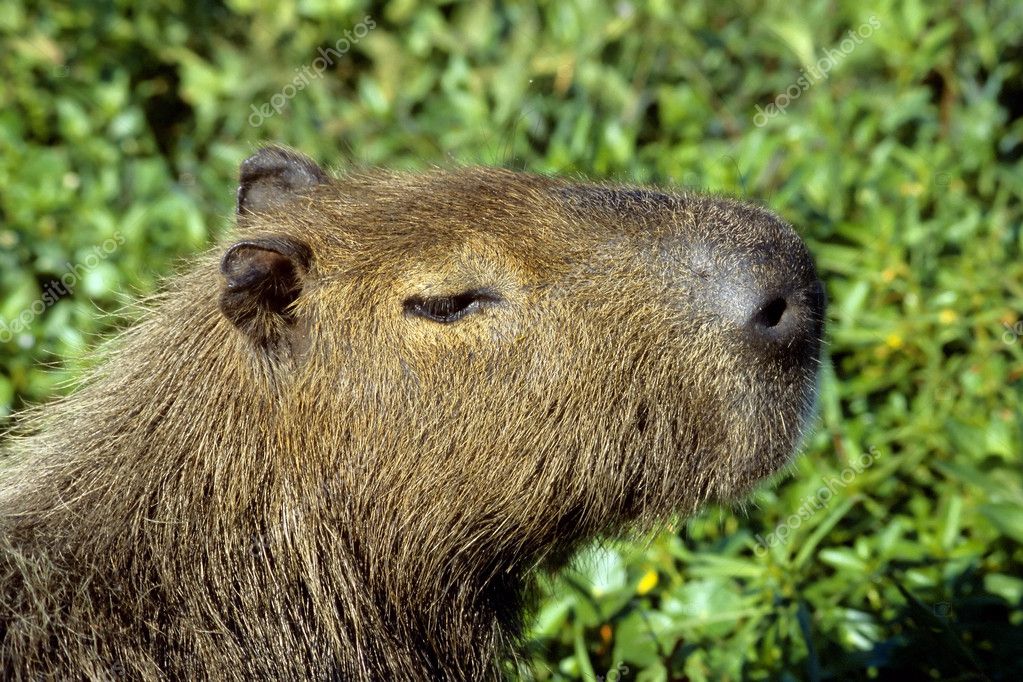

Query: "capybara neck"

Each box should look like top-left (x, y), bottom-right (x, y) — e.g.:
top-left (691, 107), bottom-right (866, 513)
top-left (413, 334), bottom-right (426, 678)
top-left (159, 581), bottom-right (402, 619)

top-left (1, 283), bottom-right (524, 678)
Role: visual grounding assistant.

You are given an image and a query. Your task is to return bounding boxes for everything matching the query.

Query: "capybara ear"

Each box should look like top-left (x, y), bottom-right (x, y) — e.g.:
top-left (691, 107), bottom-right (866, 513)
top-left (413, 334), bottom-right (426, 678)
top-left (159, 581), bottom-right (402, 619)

top-left (236, 146), bottom-right (328, 215)
top-left (219, 237), bottom-right (312, 344)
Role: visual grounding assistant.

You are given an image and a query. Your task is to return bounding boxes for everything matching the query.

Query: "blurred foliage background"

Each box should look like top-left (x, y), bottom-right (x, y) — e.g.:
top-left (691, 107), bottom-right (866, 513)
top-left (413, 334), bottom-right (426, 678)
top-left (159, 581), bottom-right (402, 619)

top-left (1, 0), bottom-right (1021, 679)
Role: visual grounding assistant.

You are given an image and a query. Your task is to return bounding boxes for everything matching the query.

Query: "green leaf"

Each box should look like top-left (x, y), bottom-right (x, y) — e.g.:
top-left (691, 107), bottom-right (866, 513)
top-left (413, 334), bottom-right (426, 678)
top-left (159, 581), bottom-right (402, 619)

top-left (980, 502), bottom-right (1023, 544)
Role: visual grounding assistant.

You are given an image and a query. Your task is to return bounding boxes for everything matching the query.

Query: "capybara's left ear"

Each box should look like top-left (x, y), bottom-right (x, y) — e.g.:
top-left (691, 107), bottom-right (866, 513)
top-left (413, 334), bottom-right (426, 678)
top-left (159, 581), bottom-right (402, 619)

top-left (219, 237), bottom-right (312, 345)
top-left (236, 146), bottom-right (328, 215)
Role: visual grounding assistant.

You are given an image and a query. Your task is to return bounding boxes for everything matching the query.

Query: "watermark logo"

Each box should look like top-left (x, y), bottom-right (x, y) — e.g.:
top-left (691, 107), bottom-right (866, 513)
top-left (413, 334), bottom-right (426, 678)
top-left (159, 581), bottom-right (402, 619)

top-left (933, 601), bottom-right (954, 620)
top-left (248, 16), bottom-right (377, 127)
top-left (754, 446), bottom-right (880, 555)
top-left (1002, 321), bottom-right (1022, 345)
top-left (0, 233), bottom-right (126, 344)
top-left (595, 662), bottom-right (630, 682)
top-left (754, 16), bottom-right (881, 127)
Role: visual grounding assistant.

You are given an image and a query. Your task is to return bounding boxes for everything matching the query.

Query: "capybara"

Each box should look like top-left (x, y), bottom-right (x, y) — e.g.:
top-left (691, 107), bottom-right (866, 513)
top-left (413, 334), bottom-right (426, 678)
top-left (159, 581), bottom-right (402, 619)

top-left (0, 147), bottom-right (826, 680)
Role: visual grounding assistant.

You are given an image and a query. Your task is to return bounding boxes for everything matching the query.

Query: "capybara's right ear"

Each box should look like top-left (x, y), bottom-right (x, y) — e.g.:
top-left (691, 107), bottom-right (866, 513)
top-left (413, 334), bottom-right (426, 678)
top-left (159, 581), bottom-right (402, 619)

top-left (219, 237), bottom-right (312, 345)
top-left (236, 146), bottom-right (328, 215)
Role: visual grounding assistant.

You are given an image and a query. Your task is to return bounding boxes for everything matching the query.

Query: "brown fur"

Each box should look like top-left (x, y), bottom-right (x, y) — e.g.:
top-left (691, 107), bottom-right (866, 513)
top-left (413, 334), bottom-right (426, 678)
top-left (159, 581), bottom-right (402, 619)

top-left (0, 149), bottom-right (824, 680)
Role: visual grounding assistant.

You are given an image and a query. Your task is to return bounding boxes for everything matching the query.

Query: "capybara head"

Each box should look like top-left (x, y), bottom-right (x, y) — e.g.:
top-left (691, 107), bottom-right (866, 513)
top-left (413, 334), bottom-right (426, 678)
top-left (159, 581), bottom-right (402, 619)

top-left (0, 147), bottom-right (825, 679)
top-left (226, 148), bottom-right (824, 528)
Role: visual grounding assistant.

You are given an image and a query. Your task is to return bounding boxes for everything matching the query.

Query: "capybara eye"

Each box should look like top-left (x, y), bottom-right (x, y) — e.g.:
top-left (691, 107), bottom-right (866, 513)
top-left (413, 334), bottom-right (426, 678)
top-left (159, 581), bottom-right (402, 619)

top-left (403, 290), bottom-right (499, 323)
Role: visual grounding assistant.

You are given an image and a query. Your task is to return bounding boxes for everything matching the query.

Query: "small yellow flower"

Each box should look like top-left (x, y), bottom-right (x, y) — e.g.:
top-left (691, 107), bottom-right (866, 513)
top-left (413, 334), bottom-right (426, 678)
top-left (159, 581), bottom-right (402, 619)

top-left (881, 268), bottom-right (897, 283)
top-left (636, 569), bottom-right (659, 595)
top-left (885, 333), bottom-right (904, 350)
top-left (938, 309), bottom-right (957, 325)
top-left (899, 181), bottom-right (924, 197)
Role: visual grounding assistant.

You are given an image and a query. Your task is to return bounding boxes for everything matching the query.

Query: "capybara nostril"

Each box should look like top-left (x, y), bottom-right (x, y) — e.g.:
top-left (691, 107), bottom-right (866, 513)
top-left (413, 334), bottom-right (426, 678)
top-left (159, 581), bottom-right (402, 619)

top-left (752, 296), bottom-right (788, 330)
top-left (744, 279), bottom-right (825, 353)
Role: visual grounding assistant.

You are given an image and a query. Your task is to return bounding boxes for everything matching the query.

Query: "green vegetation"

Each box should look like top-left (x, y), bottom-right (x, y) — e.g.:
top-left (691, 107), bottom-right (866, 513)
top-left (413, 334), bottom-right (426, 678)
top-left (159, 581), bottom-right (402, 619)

top-left (1, 0), bottom-right (1020, 678)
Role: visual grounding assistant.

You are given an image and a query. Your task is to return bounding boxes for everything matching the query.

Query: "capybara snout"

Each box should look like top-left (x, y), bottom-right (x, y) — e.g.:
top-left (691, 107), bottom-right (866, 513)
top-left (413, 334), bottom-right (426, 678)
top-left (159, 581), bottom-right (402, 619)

top-left (671, 205), bottom-right (826, 361)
